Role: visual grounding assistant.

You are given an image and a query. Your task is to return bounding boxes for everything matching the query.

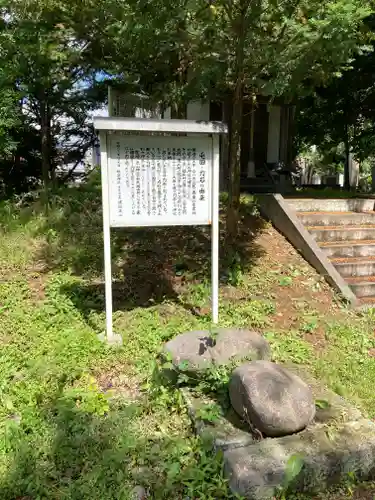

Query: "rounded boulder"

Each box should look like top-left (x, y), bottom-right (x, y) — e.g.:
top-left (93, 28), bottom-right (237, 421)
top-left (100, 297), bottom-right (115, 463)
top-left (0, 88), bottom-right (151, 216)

top-left (229, 361), bottom-right (315, 437)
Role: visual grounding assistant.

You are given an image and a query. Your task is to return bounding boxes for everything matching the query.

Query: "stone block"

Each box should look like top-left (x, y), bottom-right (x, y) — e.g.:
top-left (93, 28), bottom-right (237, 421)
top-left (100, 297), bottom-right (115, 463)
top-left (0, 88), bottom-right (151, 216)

top-left (224, 419), bottom-right (375, 499)
top-left (164, 329), bottom-right (270, 376)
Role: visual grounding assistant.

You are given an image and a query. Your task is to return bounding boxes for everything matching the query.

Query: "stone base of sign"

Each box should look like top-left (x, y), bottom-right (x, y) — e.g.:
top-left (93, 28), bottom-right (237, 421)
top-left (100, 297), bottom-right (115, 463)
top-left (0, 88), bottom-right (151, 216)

top-left (97, 331), bottom-right (123, 347)
top-left (225, 419), bottom-right (375, 500)
top-left (181, 388), bottom-right (258, 451)
top-left (183, 364), bottom-right (369, 499)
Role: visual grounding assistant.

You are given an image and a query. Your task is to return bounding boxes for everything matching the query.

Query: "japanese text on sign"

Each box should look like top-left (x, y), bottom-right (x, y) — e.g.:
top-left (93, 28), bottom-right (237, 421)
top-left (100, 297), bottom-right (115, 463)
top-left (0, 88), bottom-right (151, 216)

top-left (108, 135), bottom-right (212, 227)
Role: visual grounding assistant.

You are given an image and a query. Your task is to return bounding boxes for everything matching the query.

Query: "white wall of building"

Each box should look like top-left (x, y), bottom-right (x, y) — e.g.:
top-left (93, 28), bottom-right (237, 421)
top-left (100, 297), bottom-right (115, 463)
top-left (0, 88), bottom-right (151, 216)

top-left (187, 100), bottom-right (210, 121)
top-left (350, 158), bottom-right (360, 187)
top-left (163, 100), bottom-right (210, 121)
top-left (163, 107), bottom-right (172, 119)
top-left (267, 105), bottom-right (281, 164)
top-left (109, 88), bottom-right (161, 118)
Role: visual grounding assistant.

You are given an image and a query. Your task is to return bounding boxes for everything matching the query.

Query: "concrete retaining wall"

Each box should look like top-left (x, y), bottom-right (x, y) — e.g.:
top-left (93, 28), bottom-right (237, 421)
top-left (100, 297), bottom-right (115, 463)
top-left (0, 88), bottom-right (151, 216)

top-left (256, 194), bottom-right (358, 306)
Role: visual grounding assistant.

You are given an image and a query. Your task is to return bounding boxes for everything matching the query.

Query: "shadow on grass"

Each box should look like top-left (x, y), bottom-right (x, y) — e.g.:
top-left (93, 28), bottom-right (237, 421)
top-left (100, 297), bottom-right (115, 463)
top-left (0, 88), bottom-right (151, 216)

top-left (0, 391), bottom-right (230, 499)
top-left (16, 177), bottom-right (267, 313)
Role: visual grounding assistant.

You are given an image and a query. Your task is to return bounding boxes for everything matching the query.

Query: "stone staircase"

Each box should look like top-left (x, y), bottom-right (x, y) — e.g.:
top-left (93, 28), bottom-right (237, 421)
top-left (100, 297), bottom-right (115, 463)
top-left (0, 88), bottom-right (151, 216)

top-left (287, 198), bottom-right (375, 307)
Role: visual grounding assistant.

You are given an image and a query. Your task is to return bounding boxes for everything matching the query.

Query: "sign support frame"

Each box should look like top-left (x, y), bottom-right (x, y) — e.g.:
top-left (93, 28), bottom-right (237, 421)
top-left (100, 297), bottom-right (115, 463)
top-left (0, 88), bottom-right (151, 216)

top-left (99, 131), bottom-right (122, 345)
top-left (211, 134), bottom-right (220, 324)
top-left (95, 118), bottom-right (227, 344)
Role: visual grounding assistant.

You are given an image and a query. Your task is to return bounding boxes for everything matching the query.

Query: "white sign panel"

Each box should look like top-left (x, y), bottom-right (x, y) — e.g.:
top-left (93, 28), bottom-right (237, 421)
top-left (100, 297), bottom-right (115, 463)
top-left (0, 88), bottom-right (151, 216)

top-left (108, 135), bottom-right (212, 227)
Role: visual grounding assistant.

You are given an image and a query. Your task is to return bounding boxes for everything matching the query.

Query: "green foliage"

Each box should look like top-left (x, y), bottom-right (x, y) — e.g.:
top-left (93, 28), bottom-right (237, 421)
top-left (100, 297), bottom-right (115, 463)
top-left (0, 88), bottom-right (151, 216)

top-left (221, 299), bottom-right (275, 329)
top-left (314, 318), bottom-right (375, 416)
top-left (276, 454), bottom-right (305, 499)
top-left (301, 316), bottom-right (318, 333)
top-left (295, 17), bottom-right (375, 181)
top-left (293, 187), bottom-right (364, 198)
top-left (90, 0), bottom-right (374, 232)
top-left (195, 403), bottom-right (223, 424)
top-left (0, 0), bottom-right (373, 198)
top-left (0, 88), bottom-right (20, 158)
top-left (225, 251), bottom-right (245, 286)
top-left (196, 364), bottom-right (234, 399)
top-left (0, 223), bottom-right (239, 498)
top-left (95, 0), bottom-right (374, 102)
top-left (265, 332), bottom-right (314, 365)
top-left (279, 276), bottom-right (293, 287)
top-left (0, 0), bottom-right (106, 193)
top-left (315, 399), bottom-right (330, 409)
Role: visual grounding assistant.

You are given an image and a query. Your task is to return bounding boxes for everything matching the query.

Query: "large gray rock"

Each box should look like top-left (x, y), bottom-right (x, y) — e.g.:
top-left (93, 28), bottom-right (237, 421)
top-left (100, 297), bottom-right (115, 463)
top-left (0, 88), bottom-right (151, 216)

top-left (163, 329), bottom-right (270, 374)
top-left (224, 419), bottom-right (375, 499)
top-left (163, 330), bottom-right (214, 373)
top-left (229, 361), bottom-right (315, 437)
top-left (212, 329), bottom-right (270, 365)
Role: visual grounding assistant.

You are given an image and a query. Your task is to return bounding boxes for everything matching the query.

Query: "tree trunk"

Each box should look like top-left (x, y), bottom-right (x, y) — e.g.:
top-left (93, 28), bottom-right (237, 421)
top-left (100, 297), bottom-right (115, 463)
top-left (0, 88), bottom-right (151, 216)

top-left (40, 98), bottom-right (51, 207)
top-left (48, 107), bottom-right (57, 191)
top-left (226, 79), bottom-right (244, 242)
top-left (344, 120), bottom-right (350, 190)
top-left (171, 20), bottom-right (189, 121)
top-left (221, 97), bottom-right (232, 191)
top-left (226, 8), bottom-right (246, 243)
top-left (171, 102), bottom-right (187, 119)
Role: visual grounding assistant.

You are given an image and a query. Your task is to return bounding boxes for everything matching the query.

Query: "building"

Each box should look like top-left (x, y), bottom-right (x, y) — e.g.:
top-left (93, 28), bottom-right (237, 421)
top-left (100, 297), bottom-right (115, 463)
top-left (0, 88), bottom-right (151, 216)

top-left (107, 88), bottom-right (295, 191)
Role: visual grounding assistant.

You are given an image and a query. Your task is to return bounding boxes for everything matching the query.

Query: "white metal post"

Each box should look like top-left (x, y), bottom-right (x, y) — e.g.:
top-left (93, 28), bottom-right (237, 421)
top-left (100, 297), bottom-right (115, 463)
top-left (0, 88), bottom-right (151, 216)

top-left (211, 135), bottom-right (220, 324)
top-left (99, 131), bottom-right (114, 342)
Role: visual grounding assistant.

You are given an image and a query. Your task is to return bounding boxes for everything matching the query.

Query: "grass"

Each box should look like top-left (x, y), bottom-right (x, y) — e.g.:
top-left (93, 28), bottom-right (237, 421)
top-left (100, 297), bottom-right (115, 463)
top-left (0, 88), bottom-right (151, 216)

top-left (267, 321), bottom-right (375, 416)
top-left (0, 175), bottom-right (374, 499)
top-left (0, 273), bottom-right (238, 498)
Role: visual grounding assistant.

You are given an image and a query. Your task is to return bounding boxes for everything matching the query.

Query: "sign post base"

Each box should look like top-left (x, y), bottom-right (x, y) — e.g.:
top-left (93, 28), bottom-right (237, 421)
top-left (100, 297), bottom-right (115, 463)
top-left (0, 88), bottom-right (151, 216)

top-left (97, 332), bottom-right (123, 347)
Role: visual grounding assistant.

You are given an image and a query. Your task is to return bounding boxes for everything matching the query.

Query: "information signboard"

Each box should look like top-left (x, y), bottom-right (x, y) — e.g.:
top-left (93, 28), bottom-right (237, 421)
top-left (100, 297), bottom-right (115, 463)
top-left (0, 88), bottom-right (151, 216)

top-left (94, 117), bottom-right (227, 344)
top-left (108, 135), bottom-right (212, 227)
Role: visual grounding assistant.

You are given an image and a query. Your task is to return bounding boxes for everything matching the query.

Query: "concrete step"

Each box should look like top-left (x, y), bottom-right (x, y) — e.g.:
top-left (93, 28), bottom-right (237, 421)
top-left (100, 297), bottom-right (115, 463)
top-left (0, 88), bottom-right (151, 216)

top-left (319, 240), bottom-right (375, 258)
top-left (297, 211), bottom-right (375, 226)
top-left (330, 256), bottom-right (375, 277)
top-left (347, 276), bottom-right (375, 298)
top-left (358, 296), bottom-right (375, 308)
top-left (308, 226), bottom-right (375, 242)
top-left (287, 198), bottom-right (375, 213)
